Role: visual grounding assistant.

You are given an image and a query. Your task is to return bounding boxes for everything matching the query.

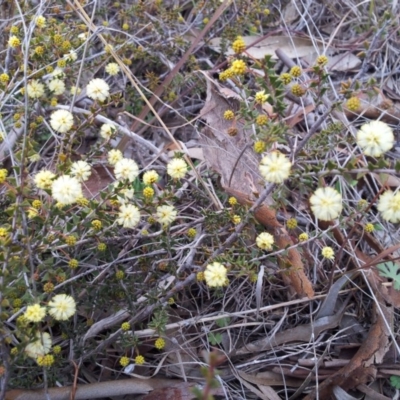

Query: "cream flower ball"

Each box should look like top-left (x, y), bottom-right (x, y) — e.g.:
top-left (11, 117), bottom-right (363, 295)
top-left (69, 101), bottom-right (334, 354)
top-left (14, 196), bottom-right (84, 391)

top-left (24, 304), bottom-right (47, 322)
top-left (156, 205), bottom-right (177, 226)
top-left (64, 50), bottom-right (77, 62)
top-left (167, 158), bottom-right (188, 179)
top-left (70, 160), bottom-right (91, 181)
top-left (356, 120), bottom-right (394, 157)
top-left (51, 175), bottom-right (83, 205)
top-left (117, 204), bottom-right (141, 228)
top-left (86, 78), bottom-right (110, 102)
top-left (27, 80), bottom-right (45, 99)
top-left (377, 190), bottom-right (400, 223)
top-left (259, 152), bottom-right (291, 183)
top-left (100, 123), bottom-right (116, 139)
top-left (105, 62), bottom-right (120, 76)
top-left (48, 79), bottom-right (65, 95)
top-left (309, 187), bottom-right (343, 221)
top-left (50, 109), bottom-right (74, 133)
top-left (34, 169), bottom-right (55, 189)
top-left (25, 332), bottom-right (52, 359)
top-left (321, 246), bottom-right (335, 260)
top-left (118, 188), bottom-right (134, 203)
top-left (204, 262), bottom-right (227, 287)
top-left (256, 232), bottom-right (274, 250)
top-left (35, 15), bottom-right (46, 28)
top-left (52, 67), bottom-right (65, 79)
top-left (112, 182), bottom-right (134, 204)
top-left (108, 149), bottom-right (123, 165)
top-left (78, 32), bottom-right (88, 41)
top-left (143, 170), bottom-right (159, 185)
top-left (48, 294), bottom-right (76, 321)
top-left (70, 86), bottom-right (81, 95)
top-left (114, 158), bottom-right (139, 182)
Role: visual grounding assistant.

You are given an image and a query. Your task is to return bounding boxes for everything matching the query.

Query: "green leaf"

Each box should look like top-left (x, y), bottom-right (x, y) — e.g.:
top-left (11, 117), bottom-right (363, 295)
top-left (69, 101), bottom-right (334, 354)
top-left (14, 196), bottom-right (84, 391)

top-left (326, 160), bottom-right (336, 171)
top-left (208, 333), bottom-right (223, 345)
top-left (377, 262), bottom-right (400, 290)
top-left (216, 317), bottom-right (230, 328)
top-left (390, 375), bottom-right (400, 389)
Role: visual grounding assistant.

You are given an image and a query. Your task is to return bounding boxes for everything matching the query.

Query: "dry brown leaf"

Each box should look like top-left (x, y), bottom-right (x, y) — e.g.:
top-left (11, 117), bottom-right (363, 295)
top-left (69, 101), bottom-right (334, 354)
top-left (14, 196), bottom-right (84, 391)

top-left (286, 103), bottom-right (316, 128)
top-left (303, 52), bottom-right (361, 71)
top-left (208, 35), bottom-right (320, 59)
top-left (371, 173), bottom-right (400, 188)
top-left (234, 301), bottom-right (345, 356)
top-left (82, 164), bottom-right (114, 199)
top-left (328, 52), bottom-right (361, 71)
top-left (219, 87), bottom-right (243, 100)
top-left (234, 371), bottom-right (276, 400)
top-left (343, 88), bottom-right (400, 124)
top-left (238, 370), bottom-right (303, 387)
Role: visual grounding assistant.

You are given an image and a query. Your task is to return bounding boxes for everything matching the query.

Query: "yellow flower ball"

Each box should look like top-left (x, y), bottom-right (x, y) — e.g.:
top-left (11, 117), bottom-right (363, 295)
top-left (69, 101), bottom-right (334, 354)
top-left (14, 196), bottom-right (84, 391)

top-left (364, 223), bottom-right (374, 233)
top-left (232, 36), bottom-right (246, 54)
top-left (65, 236), bottom-right (77, 246)
top-left (187, 228), bottom-right (197, 238)
top-left (232, 215), bottom-right (241, 224)
top-left (197, 271), bottom-right (205, 281)
top-left (219, 68), bottom-right (235, 81)
top-left (0, 73), bottom-right (10, 84)
top-left (254, 90), bottom-right (269, 104)
top-left (228, 197), bottom-right (237, 206)
top-left (36, 354), bottom-right (54, 367)
top-left (256, 115), bottom-right (268, 126)
top-left (316, 55), bottom-right (328, 66)
top-left (254, 141), bottom-right (266, 153)
top-left (290, 65), bottom-right (302, 77)
top-left (0, 169), bottom-right (8, 183)
top-left (68, 259), bottom-right (79, 269)
top-left (135, 355), bottom-right (145, 365)
top-left (291, 83), bottom-right (306, 97)
top-left (346, 97), bottom-right (361, 112)
top-left (120, 356), bottom-right (130, 367)
top-left (155, 338), bottom-right (166, 350)
top-left (8, 36), bottom-right (21, 48)
top-left (121, 322), bottom-right (130, 331)
top-left (280, 73), bottom-right (292, 85)
top-left (223, 110), bottom-right (235, 120)
top-left (231, 59), bottom-right (247, 75)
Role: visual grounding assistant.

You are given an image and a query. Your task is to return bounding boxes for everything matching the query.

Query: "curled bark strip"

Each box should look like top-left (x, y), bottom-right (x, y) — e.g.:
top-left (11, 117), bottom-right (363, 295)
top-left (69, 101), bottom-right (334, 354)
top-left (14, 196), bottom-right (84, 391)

top-left (227, 189), bottom-right (314, 298)
top-left (5, 378), bottom-right (187, 400)
top-left (5, 379), bottom-right (153, 400)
